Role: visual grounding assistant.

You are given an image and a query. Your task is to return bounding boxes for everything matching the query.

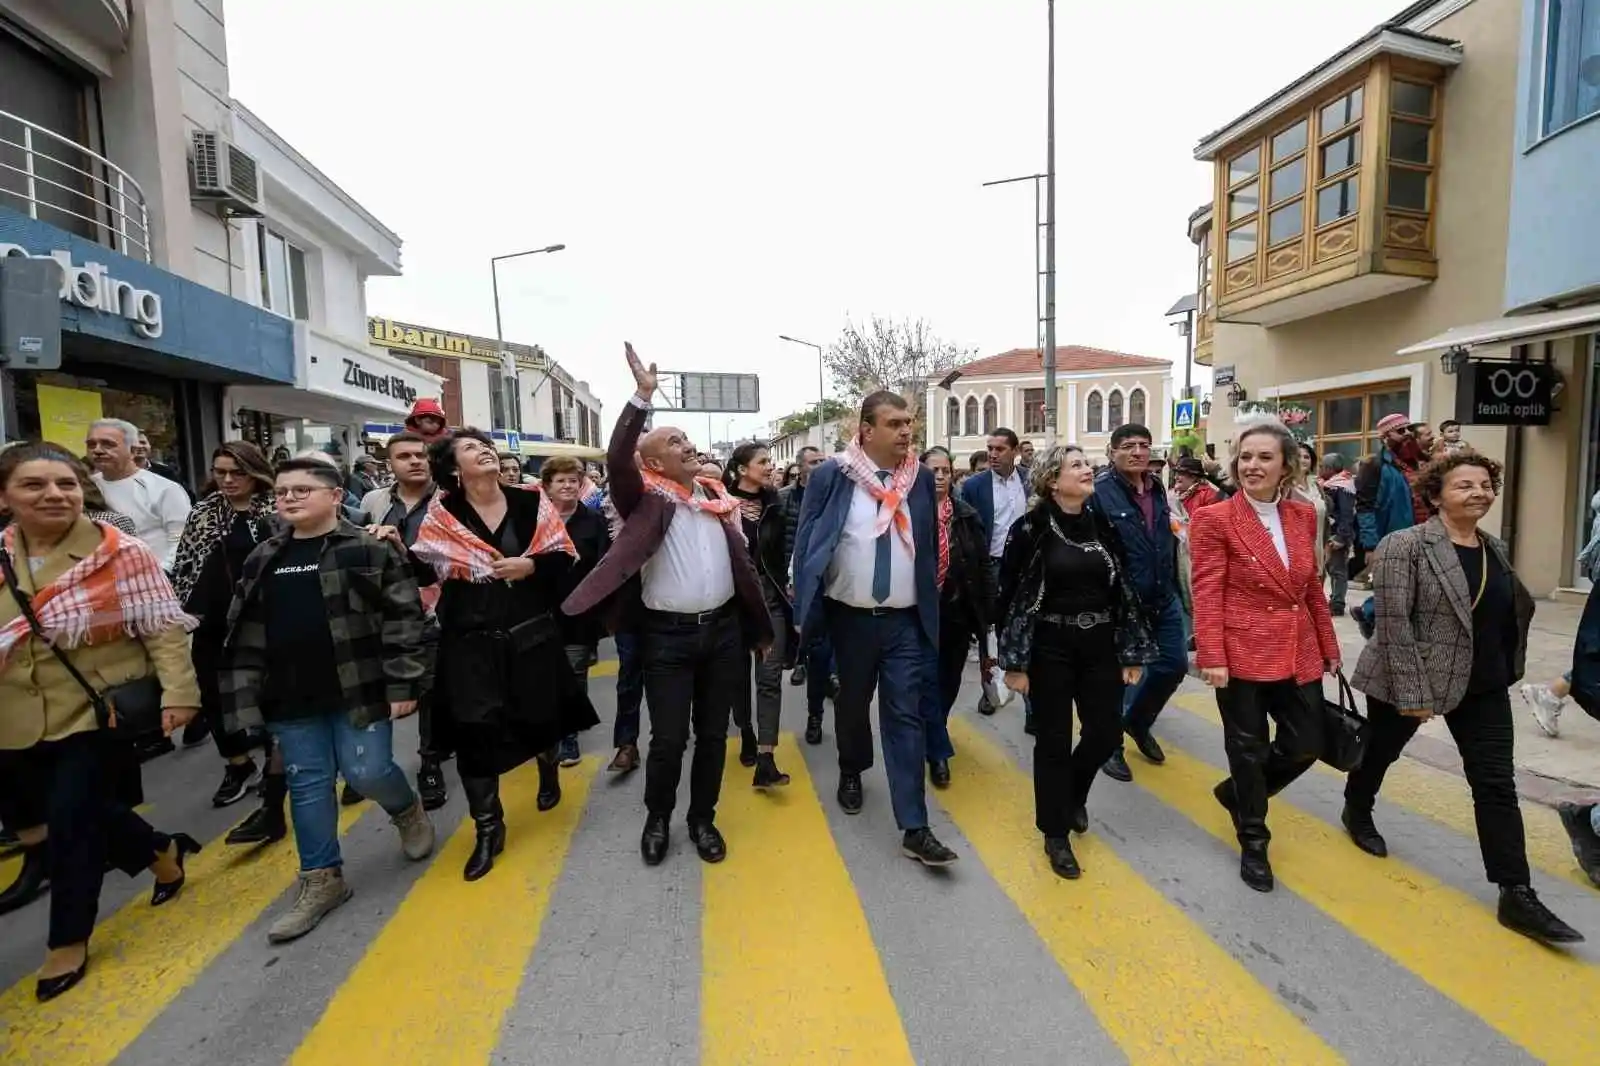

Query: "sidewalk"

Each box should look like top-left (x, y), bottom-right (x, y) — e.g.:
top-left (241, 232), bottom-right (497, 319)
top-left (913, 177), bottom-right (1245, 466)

top-left (1339, 592), bottom-right (1600, 803)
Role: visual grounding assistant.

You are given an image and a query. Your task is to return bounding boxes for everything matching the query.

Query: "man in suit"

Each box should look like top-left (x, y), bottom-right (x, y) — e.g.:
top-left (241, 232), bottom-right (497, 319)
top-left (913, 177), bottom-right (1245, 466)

top-left (563, 345), bottom-right (772, 867)
top-left (794, 391), bottom-right (958, 867)
top-left (960, 427), bottom-right (1031, 722)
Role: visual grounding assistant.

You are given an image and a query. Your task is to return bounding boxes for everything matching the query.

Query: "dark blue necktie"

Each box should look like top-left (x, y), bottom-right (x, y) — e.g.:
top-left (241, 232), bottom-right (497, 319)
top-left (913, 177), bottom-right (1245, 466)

top-left (872, 470), bottom-right (892, 603)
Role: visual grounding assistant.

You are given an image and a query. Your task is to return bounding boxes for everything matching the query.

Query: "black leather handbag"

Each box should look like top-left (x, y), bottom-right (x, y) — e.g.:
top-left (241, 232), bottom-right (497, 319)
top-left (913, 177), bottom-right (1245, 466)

top-left (0, 549), bottom-right (164, 735)
top-left (1319, 670), bottom-right (1368, 772)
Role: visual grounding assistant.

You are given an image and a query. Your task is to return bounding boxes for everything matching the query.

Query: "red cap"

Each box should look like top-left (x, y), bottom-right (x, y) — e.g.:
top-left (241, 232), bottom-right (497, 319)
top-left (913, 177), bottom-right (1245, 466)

top-left (405, 398), bottom-right (447, 431)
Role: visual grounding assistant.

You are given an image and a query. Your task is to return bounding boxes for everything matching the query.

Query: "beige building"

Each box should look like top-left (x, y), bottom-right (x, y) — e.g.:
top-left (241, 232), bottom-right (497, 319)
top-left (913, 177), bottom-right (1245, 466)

top-left (1183, 0), bottom-right (1591, 595)
top-left (924, 347), bottom-right (1174, 463)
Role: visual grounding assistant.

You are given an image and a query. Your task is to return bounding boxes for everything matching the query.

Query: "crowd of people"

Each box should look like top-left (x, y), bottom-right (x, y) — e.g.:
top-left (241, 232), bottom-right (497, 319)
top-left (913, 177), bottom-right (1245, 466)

top-left (1, 349), bottom-right (1596, 1007)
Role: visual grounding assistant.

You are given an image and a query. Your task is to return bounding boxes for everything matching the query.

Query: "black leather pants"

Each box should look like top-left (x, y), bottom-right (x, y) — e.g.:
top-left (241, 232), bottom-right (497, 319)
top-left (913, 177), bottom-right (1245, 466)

top-left (1215, 679), bottom-right (1324, 847)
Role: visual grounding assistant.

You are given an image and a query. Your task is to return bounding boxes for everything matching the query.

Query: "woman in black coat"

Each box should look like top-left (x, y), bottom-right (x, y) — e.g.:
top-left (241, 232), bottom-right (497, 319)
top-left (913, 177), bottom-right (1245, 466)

top-left (415, 430), bottom-right (599, 882)
top-left (920, 447), bottom-right (996, 788)
top-left (541, 455), bottom-right (611, 768)
top-left (997, 444), bottom-right (1157, 881)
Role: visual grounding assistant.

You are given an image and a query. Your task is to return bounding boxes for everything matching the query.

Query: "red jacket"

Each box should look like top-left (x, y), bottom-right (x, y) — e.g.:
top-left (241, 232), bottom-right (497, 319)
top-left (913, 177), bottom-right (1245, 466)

top-left (1190, 492), bottom-right (1339, 684)
top-left (1179, 481), bottom-right (1222, 514)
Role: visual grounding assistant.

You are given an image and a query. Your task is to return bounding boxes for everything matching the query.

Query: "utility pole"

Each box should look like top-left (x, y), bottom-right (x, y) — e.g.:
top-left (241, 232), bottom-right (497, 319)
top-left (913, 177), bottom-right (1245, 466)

top-left (1043, 0), bottom-right (1058, 448)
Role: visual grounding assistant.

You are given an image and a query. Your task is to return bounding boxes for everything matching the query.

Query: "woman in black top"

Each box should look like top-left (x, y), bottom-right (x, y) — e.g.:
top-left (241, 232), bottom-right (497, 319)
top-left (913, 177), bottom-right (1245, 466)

top-left (997, 445), bottom-right (1156, 880)
top-left (424, 431), bottom-right (600, 882)
top-left (725, 442), bottom-right (792, 790)
top-left (1347, 453), bottom-right (1582, 945)
top-left (919, 447), bottom-right (995, 789)
top-left (170, 443), bottom-right (280, 812)
top-left (541, 455), bottom-right (611, 769)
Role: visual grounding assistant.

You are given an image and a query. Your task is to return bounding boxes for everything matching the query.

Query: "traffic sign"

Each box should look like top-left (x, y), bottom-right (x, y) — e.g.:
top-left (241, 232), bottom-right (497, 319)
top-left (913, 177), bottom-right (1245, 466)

top-left (1173, 398), bottom-right (1197, 430)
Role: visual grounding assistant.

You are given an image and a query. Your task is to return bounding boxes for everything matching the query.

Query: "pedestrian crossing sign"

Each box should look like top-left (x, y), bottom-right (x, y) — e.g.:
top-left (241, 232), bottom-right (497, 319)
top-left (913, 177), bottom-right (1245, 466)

top-left (1174, 398), bottom-right (1197, 430)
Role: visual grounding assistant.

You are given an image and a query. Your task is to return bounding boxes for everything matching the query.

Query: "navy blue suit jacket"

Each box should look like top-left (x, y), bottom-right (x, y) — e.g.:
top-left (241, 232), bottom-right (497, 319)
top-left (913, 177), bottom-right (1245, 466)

top-left (959, 470), bottom-right (995, 546)
top-left (793, 460), bottom-right (940, 646)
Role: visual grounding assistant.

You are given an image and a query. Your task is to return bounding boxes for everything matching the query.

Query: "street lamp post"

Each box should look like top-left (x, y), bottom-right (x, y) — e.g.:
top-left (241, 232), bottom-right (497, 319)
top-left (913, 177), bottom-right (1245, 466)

top-left (778, 334), bottom-right (827, 444)
top-left (1042, 0), bottom-right (1057, 449)
top-left (490, 243), bottom-right (565, 439)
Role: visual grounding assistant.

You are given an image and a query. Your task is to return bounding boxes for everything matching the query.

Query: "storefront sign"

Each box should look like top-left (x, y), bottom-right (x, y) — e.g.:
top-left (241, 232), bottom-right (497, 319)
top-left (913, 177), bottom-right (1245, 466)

top-left (0, 243), bottom-right (163, 338)
top-left (368, 316), bottom-right (551, 371)
top-left (1454, 361), bottom-right (1554, 426)
top-left (343, 356), bottom-right (419, 406)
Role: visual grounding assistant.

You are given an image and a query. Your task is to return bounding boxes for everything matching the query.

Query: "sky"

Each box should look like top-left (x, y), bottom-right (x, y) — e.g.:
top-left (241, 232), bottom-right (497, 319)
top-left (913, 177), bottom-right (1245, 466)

top-left (225, 0), bottom-right (1409, 447)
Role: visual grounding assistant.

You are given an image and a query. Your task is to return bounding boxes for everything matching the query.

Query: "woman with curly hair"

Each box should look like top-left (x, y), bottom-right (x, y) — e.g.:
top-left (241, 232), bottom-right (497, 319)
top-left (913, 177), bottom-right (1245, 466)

top-left (1344, 452), bottom-right (1582, 945)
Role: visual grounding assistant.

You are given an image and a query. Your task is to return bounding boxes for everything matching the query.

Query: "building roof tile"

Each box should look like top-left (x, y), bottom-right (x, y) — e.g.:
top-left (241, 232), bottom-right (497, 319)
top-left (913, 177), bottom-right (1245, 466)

top-left (955, 346), bottom-right (1170, 380)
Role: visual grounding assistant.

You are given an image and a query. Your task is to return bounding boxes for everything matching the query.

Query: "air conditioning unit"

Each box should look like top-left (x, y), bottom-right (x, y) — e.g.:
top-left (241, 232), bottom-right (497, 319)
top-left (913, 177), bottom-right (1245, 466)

top-left (189, 129), bottom-right (262, 215)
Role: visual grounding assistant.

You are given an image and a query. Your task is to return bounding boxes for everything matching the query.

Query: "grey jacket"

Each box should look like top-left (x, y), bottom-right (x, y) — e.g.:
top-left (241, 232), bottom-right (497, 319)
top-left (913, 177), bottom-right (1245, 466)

top-left (1350, 517), bottom-right (1533, 715)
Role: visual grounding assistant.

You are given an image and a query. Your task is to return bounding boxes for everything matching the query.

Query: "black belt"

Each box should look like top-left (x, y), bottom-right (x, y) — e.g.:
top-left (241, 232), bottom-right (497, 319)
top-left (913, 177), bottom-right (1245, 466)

top-left (1039, 610), bottom-right (1112, 629)
top-left (644, 601), bottom-right (736, 627)
top-left (825, 599), bottom-right (915, 617)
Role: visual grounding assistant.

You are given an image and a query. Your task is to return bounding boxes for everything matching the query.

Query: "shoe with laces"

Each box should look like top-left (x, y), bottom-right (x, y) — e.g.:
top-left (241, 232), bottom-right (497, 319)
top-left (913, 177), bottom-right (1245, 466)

top-left (267, 868), bottom-right (352, 944)
top-left (210, 759), bottom-right (259, 808)
top-left (1519, 684), bottom-right (1564, 738)
top-left (902, 828), bottom-right (958, 867)
top-left (391, 799), bottom-right (436, 861)
top-left (1497, 884), bottom-right (1584, 945)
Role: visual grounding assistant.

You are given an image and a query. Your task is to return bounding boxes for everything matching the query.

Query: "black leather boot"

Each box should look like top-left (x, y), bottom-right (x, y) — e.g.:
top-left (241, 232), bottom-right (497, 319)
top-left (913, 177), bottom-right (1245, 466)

top-left (461, 775), bottom-right (506, 882)
top-left (536, 755), bottom-right (562, 812)
top-left (0, 842), bottom-right (49, 915)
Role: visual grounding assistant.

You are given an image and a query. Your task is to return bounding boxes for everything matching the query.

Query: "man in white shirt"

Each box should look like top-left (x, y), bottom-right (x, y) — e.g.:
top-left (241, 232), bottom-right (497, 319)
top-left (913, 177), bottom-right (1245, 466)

top-left (961, 428), bottom-right (1030, 720)
top-left (86, 418), bottom-right (192, 570)
top-left (562, 345), bottom-right (773, 868)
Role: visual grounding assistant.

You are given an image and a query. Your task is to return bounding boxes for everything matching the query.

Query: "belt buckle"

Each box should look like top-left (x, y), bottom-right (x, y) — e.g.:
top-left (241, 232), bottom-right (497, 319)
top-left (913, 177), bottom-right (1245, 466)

top-left (695, 608), bottom-right (718, 625)
top-left (1073, 612), bottom-right (1099, 629)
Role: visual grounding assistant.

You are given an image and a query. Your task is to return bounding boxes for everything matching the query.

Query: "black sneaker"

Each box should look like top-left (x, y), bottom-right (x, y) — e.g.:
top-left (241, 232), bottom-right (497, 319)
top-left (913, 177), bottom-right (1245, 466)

top-left (1102, 749), bottom-right (1133, 783)
top-left (417, 758), bottom-right (448, 812)
top-left (1558, 803), bottom-right (1600, 887)
top-left (902, 828), bottom-right (958, 867)
top-left (557, 735), bottom-right (581, 768)
top-left (1498, 885), bottom-right (1585, 945)
top-left (211, 759), bottom-right (259, 808)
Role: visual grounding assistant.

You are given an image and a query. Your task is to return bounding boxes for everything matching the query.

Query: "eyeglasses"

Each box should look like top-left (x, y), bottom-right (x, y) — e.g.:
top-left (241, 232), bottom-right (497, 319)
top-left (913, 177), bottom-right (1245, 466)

top-left (1113, 441), bottom-right (1152, 453)
top-left (211, 468), bottom-right (247, 480)
top-left (273, 485), bottom-right (333, 500)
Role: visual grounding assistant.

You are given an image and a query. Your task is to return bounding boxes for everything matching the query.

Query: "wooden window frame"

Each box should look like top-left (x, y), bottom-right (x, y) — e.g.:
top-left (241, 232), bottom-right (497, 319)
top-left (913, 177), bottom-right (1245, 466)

top-left (1224, 145), bottom-right (1261, 264)
top-left (1284, 380), bottom-right (1412, 461)
top-left (1385, 77), bottom-right (1437, 219)
top-left (1314, 85), bottom-right (1364, 230)
top-left (1022, 388), bottom-right (1046, 435)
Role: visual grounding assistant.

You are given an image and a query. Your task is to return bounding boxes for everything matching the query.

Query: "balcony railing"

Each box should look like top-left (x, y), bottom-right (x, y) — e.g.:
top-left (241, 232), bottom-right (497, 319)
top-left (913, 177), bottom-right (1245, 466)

top-left (0, 109), bottom-right (152, 262)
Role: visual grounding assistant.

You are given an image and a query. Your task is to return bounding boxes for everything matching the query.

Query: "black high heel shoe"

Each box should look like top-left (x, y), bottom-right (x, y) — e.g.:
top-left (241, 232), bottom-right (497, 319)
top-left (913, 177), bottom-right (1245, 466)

top-left (150, 833), bottom-right (202, 907)
top-left (35, 953), bottom-right (89, 1002)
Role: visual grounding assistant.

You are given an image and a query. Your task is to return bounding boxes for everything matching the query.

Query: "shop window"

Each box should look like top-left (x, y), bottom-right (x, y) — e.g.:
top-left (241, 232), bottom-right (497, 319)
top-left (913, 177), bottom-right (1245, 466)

top-left (259, 226), bottom-right (310, 320)
top-left (1086, 391), bottom-right (1104, 434)
top-left (1284, 382), bottom-right (1410, 467)
top-left (1022, 388), bottom-right (1046, 435)
top-left (1108, 389), bottom-right (1125, 431)
top-left (964, 395), bottom-right (979, 435)
top-left (1541, 0), bottom-right (1600, 135)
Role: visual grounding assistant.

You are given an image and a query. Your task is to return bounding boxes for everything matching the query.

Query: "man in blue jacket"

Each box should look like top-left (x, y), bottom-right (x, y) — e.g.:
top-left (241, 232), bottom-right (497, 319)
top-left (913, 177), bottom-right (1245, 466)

top-left (1090, 423), bottom-right (1188, 782)
top-left (960, 427), bottom-right (1032, 723)
top-left (1353, 413), bottom-right (1425, 637)
top-left (794, 392), bottom-right (958, 867)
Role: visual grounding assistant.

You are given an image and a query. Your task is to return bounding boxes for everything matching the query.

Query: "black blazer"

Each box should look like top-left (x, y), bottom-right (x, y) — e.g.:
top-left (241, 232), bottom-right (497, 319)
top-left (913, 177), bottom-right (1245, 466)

top-left (558, 503), bottom-right (611, 646)
top-left (942, 495), bottom-right (996, 635)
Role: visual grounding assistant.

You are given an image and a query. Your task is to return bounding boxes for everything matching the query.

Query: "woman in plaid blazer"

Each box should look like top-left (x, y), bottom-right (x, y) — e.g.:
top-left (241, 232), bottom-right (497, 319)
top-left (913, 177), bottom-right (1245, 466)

top-left (1344, 453), bottom-right (1581, 946)
top-left (1190, 420), bottom-right (1340, 894)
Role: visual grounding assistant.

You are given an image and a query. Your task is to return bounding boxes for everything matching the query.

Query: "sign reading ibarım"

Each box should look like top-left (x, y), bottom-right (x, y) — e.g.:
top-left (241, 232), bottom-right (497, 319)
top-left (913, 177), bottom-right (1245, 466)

top-left (0, 243), bottom-right (162, 338)
top-left (367, 316), bottom-right (549, 371)
top-left (1454, 361), bottom-right (1554, 427)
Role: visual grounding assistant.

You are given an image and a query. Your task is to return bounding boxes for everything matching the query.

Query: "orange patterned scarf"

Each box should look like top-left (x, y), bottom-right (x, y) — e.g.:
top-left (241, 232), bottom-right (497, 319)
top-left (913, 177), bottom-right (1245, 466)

top-left (837, 440), bottom-right (918, 554)
top-left (0, 521), bottom-right (195, 672)
top-left (640, 469), bottom-right (741, 533)
top-left (411, 486), bottom-right (576, 583)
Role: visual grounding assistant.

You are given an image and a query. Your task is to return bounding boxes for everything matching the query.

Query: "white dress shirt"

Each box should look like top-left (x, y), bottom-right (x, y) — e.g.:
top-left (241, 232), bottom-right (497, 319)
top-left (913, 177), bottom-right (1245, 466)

top-left (94, 468), bottom-right (192, 569)
top-left (825, 475), bottom-right (916, 609)
top-left (1247, 493), bottom-right (1290, 566)
top-left (641, 488), bottom-right (737, 613)
top-left (988, 467), bottom-right (1028, 558)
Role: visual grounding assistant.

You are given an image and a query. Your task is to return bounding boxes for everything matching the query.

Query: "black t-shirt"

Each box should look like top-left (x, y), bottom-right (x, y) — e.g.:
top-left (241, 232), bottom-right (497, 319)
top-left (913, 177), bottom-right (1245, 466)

top-left (1455, 540), bottom-right (1516, 696)
top-left (260, 535), bottom-right (342, 721)
top-left (1041, 510), bottom-right (1114, 616)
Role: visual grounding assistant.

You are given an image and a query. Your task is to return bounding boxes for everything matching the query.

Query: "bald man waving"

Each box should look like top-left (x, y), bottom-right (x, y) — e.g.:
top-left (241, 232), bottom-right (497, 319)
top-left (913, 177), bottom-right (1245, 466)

top-left (563, 345), bottom-right (773, 867)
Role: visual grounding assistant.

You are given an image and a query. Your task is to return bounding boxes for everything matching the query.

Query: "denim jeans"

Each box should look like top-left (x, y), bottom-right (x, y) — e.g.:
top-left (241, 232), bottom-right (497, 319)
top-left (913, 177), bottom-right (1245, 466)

top-left (1326, 546), bottom-right (1350, 610)
top-left (267, 714), bottom-right (418, 872)
top-left (1120, 595), bottom-right (1190, 738)
top-left (614, 632), bottom-right (644, 748)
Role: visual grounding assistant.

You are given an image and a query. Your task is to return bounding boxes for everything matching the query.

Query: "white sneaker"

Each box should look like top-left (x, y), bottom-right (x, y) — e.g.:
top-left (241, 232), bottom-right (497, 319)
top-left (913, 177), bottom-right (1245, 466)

top-left (1520, 684), bottom-right (1564, 738)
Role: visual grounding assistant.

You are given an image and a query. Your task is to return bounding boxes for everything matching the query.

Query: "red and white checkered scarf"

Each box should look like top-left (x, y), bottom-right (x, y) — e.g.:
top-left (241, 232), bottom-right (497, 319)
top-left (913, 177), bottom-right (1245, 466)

top-left (640, 468), bottom-right (742, 536)
top-left (0, 521), bottom-right (195, 672)
top-left (412, 486), bottom-right (576, 583)
top-left (836, 441), bottom-right (917, 555)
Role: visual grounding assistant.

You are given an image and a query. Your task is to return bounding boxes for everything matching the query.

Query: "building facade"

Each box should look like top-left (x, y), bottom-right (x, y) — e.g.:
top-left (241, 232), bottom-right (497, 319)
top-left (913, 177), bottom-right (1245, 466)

top-left (924, 347), bottom-right (1174, 463)
top-left (0, 0), bottom-right (299, 479)
top-left (365, 316), bottom-right (603, 457)
top-left (1188, 0), bottom-right (1600, 595)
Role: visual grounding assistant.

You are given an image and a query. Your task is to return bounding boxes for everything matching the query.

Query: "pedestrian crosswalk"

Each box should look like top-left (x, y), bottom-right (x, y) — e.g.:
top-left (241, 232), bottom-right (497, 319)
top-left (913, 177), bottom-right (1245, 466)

top-left (2, 683), bottom-right (1598, 1066)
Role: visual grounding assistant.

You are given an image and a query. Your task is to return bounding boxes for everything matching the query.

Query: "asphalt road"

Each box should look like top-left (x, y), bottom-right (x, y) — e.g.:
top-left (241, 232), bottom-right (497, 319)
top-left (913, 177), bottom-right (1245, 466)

top-left (3, 651), bottom-right (1598, 1066)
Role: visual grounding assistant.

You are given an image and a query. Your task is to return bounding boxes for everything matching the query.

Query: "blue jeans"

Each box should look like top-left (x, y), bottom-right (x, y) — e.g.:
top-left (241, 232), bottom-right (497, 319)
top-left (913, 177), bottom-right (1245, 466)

top-left (826, 603), bottom-right (930, 831)
top-left (806, 635), bottom-right (835, 716)
top-left (267, 714), bottom-right (417, 872)
top-left (1121, 595), bottom-right (1190, 739)
top-left (614, 632), bottom-right (644, 747)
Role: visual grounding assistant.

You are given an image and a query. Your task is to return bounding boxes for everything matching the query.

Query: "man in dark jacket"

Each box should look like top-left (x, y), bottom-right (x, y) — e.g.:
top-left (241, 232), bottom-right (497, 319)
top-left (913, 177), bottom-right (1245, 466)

top-left (1089, 423), bottom-right (1188, 783)
top-left (1354, 414), bottom-right (1427, 637)
top-left (781, 446), bottom-right (836, 744)
top-left (1320, 453), bottom-right (1358, 616)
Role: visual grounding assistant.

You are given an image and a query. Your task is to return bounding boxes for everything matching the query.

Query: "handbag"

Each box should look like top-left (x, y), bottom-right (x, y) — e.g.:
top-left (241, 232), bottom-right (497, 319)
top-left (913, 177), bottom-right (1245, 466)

top-left (0, 549), bottom-right (165, 735)
top-left (1319, 670), bottom-right (1368, 772)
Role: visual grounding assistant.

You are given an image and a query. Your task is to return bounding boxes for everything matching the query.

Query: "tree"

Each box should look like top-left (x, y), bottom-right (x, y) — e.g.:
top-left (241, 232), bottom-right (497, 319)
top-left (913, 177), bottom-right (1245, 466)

top-left (823, 316), bottom-right (976, 446)
top-left (777, 398), bottom-right (851, 438)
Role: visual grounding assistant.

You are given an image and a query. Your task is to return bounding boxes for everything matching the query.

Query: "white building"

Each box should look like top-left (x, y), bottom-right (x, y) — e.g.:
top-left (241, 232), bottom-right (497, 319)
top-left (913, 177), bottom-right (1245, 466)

top-left (767, 416), bottom-right (854, 467)
top-left (925, 347), bottom-right (1175, 461)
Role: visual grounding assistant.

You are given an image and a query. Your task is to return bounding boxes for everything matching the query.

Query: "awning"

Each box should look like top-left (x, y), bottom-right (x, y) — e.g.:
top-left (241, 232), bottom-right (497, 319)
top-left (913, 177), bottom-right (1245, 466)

top-left (515, 440), bottom-right (606, 461)
top-left (1395, 303), bottom-right (1600, 356)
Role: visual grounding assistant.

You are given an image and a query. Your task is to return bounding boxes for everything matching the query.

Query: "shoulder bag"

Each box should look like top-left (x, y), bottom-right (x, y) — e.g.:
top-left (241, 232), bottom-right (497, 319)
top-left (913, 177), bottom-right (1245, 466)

top-left (1319, 670), bottom-right (1368, 772)
top-left (0, 549), bottom-right (164, 734)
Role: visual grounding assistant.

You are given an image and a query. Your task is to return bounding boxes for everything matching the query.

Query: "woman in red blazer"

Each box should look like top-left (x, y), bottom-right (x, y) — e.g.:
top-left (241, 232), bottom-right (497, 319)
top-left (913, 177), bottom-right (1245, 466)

top-left (1190, 420), bottom-right (1341, 893)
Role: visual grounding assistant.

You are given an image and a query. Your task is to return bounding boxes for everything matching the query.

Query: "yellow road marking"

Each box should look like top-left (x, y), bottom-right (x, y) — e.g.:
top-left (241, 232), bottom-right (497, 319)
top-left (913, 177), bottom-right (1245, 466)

top-left (0, 802), bottom-right (369, 1065)
top-left (941, 719), bottom-right (1342, 1065)
top-left (702, 734), bottom-right (915, 1066)
top-left (290, 758), bottom-right (598, 1065)
top-left (1133, 736), bottom-right (1600, 1065)
top-left (1170, 692), bottom-right (1592, 889)
top-left (589, 659), bottom-right (619, 678)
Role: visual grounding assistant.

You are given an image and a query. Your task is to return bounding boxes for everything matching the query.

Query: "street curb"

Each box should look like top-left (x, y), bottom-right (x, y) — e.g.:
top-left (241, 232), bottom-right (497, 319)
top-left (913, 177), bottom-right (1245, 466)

top-left (1403, 732), bottom-right (1600, 809)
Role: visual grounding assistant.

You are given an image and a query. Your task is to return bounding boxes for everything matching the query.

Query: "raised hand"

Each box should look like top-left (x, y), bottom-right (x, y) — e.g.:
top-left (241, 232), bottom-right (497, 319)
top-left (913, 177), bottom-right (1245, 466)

top-left (625, 342), bottom-right (658, 397)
